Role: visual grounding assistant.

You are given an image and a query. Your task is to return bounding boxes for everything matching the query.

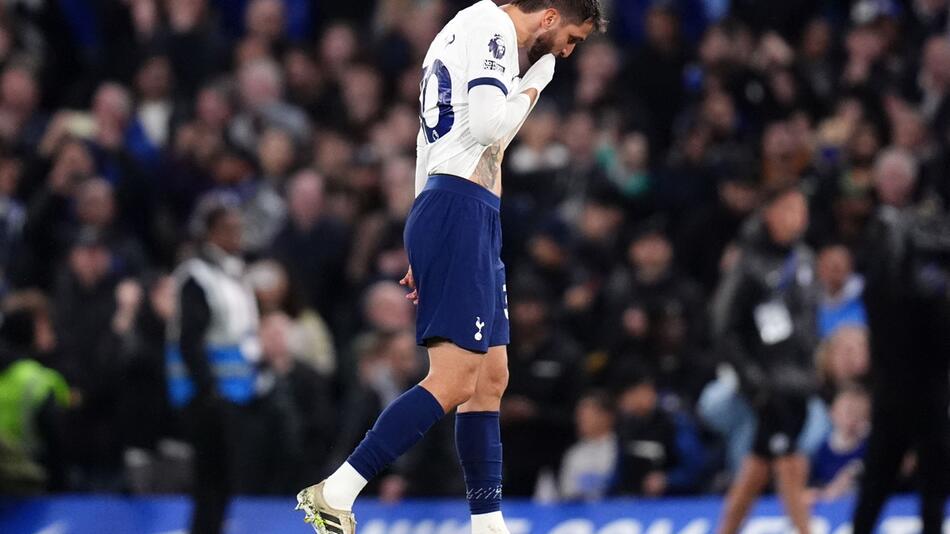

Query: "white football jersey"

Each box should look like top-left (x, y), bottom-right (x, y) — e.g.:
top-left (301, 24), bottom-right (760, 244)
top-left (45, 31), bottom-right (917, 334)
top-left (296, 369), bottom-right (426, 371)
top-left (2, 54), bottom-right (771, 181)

top-left (415, 0), bottom-right (521, 194)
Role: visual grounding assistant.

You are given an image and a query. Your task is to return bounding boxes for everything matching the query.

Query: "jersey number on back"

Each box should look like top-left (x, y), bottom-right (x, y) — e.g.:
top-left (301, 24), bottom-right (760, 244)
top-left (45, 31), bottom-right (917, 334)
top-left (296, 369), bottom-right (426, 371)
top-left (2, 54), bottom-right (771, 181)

top-left (420, 59), bottom-right (455, 143)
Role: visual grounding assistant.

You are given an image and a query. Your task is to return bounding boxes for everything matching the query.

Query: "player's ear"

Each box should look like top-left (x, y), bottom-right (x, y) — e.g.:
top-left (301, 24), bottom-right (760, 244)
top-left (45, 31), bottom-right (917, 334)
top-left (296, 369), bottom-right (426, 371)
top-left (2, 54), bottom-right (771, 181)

top-left (541, 8), bottom-right (559, 30)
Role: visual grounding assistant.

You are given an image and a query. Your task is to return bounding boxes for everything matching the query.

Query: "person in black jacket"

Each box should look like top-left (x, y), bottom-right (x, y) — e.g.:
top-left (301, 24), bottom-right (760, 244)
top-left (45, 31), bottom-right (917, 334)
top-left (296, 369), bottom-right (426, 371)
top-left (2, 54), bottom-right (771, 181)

top-left (713, 186), bottom-right (820, 534)
top-left (851, 149), bottom-right (950, 534)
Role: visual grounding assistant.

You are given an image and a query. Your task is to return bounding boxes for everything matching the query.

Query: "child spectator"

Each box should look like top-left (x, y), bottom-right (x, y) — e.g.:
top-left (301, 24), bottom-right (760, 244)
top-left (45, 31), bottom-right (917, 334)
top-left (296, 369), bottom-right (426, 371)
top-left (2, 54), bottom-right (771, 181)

top-left (815, 325), bottom-right (871, 399)
top-left (559, 391), bottom-right (618, 502)
top-left (809, 385), bottom-right (870, 501)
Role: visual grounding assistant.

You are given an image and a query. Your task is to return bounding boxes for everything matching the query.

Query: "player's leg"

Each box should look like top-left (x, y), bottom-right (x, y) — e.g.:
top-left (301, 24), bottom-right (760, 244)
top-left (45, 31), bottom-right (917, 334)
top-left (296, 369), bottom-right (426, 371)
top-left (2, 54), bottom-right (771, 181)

top-left (716, 455), bottom-right (770, 534)
top-left (773, 454), bottom-right (812, 534)
top-left (296, 342), bottom-right (481, 533)
top-left (456, 345), bottom-right (509, 533)
top-left (322, 342), bottom-right (481, 507)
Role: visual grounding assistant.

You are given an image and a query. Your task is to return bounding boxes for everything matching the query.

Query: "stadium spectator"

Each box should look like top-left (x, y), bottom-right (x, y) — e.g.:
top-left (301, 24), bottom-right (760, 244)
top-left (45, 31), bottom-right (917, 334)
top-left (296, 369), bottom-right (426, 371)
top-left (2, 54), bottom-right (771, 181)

top-left (559, 390), bottom-right (618, 502)
top-left (0, 64), bottom-right (46, 155)
top-left (507, 106), bottom-right (569, 177)
top-left (270, 169), bottom-right (350, 325)
top-left (0, 152), bottom-right (26, 291)
top-left (248, 259), bottom-right (336, 377)
top-left (604, 131), bottom-right (654, 207)
top-left (808, 385), bottom-right (870, 503)
top-left (623, 4), bottom-right (689, 156)
top-left (256, 127), bottom-right (297, 186)
top-left (114, 275), bottom-right (184, 495)
top-left (257, 311), bottom-right (325, 491)
top-left (613, 376), bottom-right (706, 497)
top-left (600, 221), bottom-right (708, 399)
top-left (503, 276), bottom-right (584, 497)
top-left (677, 162), bottom-right (759, 293)
top-left (346, 155), bottom-right (413, 285)
top-left (230, 58), bottom-right (310, 152)
top-left (53, 230), bottom-right (126, 490)
top-left (815, 325), bottom-right (871, 400)
top-left (816, 244), bottom-right (867, 338)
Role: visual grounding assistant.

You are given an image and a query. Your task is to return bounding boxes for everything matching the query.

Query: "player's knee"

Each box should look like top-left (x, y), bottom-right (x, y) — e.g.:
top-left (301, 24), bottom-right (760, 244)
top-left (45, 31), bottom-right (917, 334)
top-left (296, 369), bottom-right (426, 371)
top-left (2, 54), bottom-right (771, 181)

top-left (478, 366), bottom-right (509, 400)
top-left (435, 373), bottom-right (478, 408)
top-left (422, 361), bottom-right (480, 408)
top-left (456, 377), bottom-right (480, 406)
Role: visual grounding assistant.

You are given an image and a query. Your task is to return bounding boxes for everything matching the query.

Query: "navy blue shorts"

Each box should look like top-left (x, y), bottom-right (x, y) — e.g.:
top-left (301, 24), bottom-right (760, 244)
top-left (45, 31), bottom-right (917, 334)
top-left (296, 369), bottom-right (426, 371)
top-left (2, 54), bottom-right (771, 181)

top-left (404, 174), bottom-right (509, 353)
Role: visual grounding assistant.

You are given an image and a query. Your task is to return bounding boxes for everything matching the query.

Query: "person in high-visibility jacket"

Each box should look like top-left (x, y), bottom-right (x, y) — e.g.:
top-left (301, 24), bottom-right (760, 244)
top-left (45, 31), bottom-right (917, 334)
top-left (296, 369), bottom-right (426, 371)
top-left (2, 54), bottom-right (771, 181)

top-left (166, 202), bottom-right (261, 534)
top-left (0, 302), bottom-right (70, 494)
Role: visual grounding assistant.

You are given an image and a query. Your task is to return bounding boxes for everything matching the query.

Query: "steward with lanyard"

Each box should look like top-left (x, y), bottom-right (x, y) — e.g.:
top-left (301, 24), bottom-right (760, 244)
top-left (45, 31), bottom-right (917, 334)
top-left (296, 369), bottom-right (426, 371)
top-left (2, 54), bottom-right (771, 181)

top-left (712, 186), bottom-right (820, 534)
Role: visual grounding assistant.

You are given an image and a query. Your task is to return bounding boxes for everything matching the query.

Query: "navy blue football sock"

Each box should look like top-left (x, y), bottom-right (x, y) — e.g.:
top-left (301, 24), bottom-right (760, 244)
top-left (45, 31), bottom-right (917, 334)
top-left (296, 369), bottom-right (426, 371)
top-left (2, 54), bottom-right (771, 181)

top-left (456, 411), bottom-right (503, 514)
top-left (347, 385), bottom-right (446, 480)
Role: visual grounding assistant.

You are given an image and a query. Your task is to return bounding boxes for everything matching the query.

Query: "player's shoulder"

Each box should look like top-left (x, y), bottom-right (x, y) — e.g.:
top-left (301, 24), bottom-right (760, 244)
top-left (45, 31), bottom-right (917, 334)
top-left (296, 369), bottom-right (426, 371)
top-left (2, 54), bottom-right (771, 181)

top-left (456, 0), bottom-right (514, 34)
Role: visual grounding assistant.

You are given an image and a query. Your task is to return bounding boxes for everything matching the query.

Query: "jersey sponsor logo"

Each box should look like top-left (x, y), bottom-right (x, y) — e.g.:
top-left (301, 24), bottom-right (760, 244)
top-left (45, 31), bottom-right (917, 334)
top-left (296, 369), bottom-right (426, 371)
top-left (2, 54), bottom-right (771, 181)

top-left (483, 59), bottom-right (506, 73)
top-left (489, 33), bottom-right (506, 59)
top-left (474, 316), bottom-right (486, 341)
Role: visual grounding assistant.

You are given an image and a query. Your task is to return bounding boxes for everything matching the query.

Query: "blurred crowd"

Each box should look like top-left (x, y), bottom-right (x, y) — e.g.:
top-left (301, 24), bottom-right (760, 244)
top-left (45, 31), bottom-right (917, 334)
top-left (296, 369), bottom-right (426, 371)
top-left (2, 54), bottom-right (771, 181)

top-left (0, 0), bottom-right (948, 503)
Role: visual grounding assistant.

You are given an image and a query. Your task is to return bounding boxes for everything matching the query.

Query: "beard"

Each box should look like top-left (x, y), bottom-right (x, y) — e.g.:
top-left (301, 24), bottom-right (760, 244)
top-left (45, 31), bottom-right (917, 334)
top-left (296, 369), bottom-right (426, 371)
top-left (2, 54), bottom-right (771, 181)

top-left (528, 30), bottom-right (556, 64)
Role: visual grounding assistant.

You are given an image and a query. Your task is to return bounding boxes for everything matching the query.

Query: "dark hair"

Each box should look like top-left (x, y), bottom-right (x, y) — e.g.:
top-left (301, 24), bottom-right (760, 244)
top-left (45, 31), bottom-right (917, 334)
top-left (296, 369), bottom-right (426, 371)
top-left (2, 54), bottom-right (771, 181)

top-left (579, 389), bottom-right (615, 414)
top-left (762, 183), bottom-right (804, 208)
top-left (204, 204), bottom-right (239, 236)
top-left (511, 0), bottom-right (607, 32)
top-left (0, 291), bottom-right (50, 350)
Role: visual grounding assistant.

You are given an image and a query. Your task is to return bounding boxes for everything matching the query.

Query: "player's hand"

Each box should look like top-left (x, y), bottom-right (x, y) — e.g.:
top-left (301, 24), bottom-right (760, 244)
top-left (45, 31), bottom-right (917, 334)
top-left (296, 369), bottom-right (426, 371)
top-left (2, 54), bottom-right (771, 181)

top-left (520, 53), bottom-right (556, 96)
top-left (399, 268), bottom-right (418, 305)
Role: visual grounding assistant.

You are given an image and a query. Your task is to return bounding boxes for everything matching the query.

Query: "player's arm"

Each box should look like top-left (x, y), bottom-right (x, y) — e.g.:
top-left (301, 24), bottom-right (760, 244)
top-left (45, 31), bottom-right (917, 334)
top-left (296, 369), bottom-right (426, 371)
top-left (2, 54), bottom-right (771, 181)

top-left (497, 56), bottom-right (556, 150)
top-left (465, 26), bottom-right (554, 146)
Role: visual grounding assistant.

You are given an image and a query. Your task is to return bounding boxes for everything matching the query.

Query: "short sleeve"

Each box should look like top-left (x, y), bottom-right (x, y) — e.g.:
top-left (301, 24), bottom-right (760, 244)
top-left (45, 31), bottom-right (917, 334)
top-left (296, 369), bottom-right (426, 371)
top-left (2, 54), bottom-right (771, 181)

top-left (465, 23), bottom-right (513, 96)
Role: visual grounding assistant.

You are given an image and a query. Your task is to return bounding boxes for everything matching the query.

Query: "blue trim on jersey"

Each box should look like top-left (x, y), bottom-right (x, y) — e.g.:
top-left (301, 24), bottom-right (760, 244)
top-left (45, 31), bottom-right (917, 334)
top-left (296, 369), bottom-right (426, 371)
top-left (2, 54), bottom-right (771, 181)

top-left (468, 77), bottom-right (509, 96)
top-left (423, 174), bottom-right (500, 211)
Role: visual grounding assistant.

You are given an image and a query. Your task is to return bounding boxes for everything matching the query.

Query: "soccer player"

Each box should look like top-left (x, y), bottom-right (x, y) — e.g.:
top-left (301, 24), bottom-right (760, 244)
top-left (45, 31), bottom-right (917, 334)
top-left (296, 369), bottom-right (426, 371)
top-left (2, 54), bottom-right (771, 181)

top-left (296, 1), bottom-right (605, 533)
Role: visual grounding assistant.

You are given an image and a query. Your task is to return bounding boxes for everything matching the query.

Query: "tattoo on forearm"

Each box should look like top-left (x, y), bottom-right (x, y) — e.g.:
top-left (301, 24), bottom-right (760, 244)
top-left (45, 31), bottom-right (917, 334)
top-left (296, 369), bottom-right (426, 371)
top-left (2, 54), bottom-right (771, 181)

top-left (472, 142), bottom-right (503, 190)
